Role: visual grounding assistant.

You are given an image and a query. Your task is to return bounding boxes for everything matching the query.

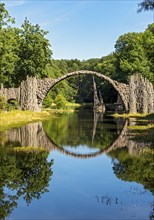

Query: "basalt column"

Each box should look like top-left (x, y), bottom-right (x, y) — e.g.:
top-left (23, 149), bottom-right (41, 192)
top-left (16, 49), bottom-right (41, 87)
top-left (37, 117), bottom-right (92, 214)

top-left (20, 76), bottom-right (40, 111)
top-left (129, 74), bottom-right (154, 113)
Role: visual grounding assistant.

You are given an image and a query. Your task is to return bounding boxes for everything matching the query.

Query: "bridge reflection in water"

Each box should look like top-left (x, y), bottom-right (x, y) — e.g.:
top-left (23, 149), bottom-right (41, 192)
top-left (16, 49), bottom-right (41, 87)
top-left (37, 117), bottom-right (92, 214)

top-left (0, 112), bottom-right (153, 220)
top-left (2, 114), bottom-right (151, 158)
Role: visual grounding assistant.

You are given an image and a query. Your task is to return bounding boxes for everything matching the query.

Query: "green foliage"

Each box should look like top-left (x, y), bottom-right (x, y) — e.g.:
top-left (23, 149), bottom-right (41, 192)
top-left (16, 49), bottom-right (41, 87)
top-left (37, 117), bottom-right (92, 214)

top-left (81, 58), bottom-right (100, 71)
top-left (94, 27), bottom-right (154, 86)
top-left (115, 32), bottom-right (151, 82)
top-left (0, 4), bottom-right (19, 87)
top-left (15, 18), bottom-right (52, 84)
top-left (43, 59), bottom-right (81, 104)
top-left (129, 123), bottom-right (154, 143)
top-left (0, 95), bottom-right (6, 110)
top-left (6, 99), bottom-right (19, 111)
top-left (0, 5), bottom-right (52, 87)
top-left (0, 27), bottom-right (21, 87)
top-left (0, 110), bottom-right (52, 132)
top-left (110, 148), bottom-right (154, 195)
top-left (137, 0), bottom-right (154, 12)
top-left (0, 3), bottom-right (153, 105)
top-left (0, 143), bottom-right (53, 219)
top-left (142, 24), bottom-right (154, 83)
top-left (43, 95), bottom-right (53, 108)
top-left (43, 110), bottom-right (117, 148)
top-left (0, 3), bottom-right (15, 30)
top-left (12, 146), bottom-right (48, 153)
top-left (54, 94), bottom-right (67, 109)
top-left (95, 53), bottom-right (117, 78)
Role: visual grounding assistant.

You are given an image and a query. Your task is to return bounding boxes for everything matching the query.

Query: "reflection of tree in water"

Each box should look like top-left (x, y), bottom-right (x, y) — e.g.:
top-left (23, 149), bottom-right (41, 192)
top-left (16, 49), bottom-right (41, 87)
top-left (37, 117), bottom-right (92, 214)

top-left (109, 148), bottom-right (154, 220)
top-left (43, 109), bottom-right (119, 149)
top-left (110, 149), bottom-right (154, 194)
top-left (149, 203), bottom-right (154, 220)
top-left (130, 126), bottom-right (154, 144)
top-left (0, 144), bottom-right (53, 220)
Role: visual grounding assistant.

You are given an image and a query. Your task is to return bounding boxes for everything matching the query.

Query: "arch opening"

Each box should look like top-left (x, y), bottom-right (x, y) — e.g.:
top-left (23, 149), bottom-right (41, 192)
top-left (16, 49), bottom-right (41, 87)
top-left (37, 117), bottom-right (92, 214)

top-left (41, 70), bottom-right (128, 112)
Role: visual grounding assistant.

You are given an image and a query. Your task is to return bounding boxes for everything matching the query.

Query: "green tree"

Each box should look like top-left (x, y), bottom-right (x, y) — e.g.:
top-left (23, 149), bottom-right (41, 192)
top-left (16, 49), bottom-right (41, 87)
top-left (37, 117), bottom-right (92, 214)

top-left (0, 27), bottom-right (21, 87)
top-left (137, 0), bottom-right (154, 12)
top-left (0, 3), bottom-right (15, 30)
top-left (115, 32), bottom-right (151, 83)
top-left (142, 24), bottom-right (154, 83)
top-left (110, 148), bottom-right (154, 195)
top-left (81, 58), bottom-right (99, 71)
top-left (55, 94), bottom-right (67, 109)
top-left (0, 3), bottom-right (18, 87)
top-left (44, 59), bottom-right (81, 104)
top-left (95, 53), bottom-right (117, 78)
top-left (0, 5), bottom-right (53, 87)
top-left (0, 144), bottom-right (53, 219)
top-left (43, 94), bottom-right (53, 108)
top-left (15, 18), bottom-right (52, 84)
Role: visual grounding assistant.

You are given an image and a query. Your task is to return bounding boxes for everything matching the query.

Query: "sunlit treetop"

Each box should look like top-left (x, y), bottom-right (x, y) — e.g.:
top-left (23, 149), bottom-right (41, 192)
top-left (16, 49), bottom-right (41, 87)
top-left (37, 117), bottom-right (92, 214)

top-left (0, 3), bottom-right (15, 29)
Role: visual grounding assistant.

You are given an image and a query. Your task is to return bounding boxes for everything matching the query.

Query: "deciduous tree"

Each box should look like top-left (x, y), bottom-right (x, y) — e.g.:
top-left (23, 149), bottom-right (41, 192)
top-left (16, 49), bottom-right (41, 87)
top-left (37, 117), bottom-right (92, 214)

top-left (115, 32), bottom-right (152, 83)
top-left (15, 18), bottom-right (52, 84)
top-left (137, 0), bottom-right (154, 13)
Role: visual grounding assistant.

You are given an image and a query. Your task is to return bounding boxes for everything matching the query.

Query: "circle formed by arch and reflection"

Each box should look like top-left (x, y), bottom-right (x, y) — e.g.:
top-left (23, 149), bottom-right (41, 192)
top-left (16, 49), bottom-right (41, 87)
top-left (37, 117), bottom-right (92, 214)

top-left (42, 110), bottom-right (128, 159)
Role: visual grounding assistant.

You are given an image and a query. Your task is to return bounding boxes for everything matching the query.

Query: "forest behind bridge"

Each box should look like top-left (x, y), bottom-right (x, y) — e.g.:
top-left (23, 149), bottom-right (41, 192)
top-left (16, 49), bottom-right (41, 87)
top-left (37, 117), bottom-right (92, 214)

top-left (0, 2), bottom-right (154, 106)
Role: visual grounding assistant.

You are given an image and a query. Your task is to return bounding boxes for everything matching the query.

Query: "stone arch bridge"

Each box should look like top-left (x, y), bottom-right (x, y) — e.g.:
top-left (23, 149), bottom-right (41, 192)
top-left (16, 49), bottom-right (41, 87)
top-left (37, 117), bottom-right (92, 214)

top-left (0, 70), bottom-right (154, 113)
top-left (4, 119), bottom-right (151, 159)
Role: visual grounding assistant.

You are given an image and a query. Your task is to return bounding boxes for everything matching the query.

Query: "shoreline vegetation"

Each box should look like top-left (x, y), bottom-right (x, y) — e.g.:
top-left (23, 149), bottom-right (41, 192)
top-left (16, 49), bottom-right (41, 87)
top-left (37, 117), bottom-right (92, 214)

top-left (113, 112), bottom-right (154, 143)
top-left (112, 112), bottom-right (154, 130)
top-left (112, 113), bottom-right (154, 146)
top-left (0, 103), bottom-right (81, 132)
top-left (12, 146), bottom-right (49, 153)
top-left (112, 113), bottom-right (154, 119)
top-left (0, 110), bottom-right (53, 132)
top-left (0, 107), bottom-right (154, 132)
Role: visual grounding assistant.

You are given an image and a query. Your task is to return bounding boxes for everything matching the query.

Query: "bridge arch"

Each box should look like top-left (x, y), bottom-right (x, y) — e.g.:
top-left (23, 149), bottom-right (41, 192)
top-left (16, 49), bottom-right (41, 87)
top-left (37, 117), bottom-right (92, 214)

top-left (4, 119), bottom-right (128, 159)
top-left (43, 119), bottom-right (129, 159)
top-left (1, 71), bottom-right (153, 113)
top-left (40, 70), bottom-right (129, 112)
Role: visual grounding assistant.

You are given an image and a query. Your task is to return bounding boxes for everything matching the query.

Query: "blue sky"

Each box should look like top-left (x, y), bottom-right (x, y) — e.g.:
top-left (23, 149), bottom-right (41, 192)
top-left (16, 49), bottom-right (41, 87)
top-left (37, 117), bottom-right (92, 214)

top-left (2, 0), bottom-right (153, 60)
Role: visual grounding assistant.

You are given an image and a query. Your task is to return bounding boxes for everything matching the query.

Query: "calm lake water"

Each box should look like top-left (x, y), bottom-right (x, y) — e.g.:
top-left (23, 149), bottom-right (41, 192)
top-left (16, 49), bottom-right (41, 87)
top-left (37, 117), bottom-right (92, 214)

top-left (0, 108), bottom-right (154, 220)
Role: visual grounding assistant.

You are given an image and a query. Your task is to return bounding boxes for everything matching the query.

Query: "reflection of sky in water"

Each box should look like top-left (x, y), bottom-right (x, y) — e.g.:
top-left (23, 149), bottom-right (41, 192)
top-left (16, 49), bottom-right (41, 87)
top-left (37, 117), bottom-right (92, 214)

top-left (10, 151), bottom-right (152, 220)
top-left (63, 145), bottom-right (100, 154)
top-left (1, 111), bottom-right (154, 220)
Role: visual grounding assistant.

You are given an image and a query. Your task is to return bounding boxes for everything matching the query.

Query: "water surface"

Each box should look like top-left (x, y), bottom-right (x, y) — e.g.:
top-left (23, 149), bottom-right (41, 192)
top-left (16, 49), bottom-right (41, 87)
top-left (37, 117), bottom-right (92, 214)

top-left (0, 108), bottom-right (153, 219)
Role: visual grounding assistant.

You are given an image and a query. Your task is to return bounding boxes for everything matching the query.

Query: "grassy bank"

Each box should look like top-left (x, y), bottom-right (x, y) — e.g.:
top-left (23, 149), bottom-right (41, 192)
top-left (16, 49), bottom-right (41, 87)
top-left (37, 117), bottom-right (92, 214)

top-left (0, 110), bottom-right (53, 132)
top-left (0, 107), bottom-right (79, 131)
top-left (112, 112), bottom-right (154, 141)
top-left (112, 113), bottom-right (154, 118)
top-left (111, 113), bottom-right (154, 143)
top-left (112, 113), bottom-right (154, 123)
top-left (65, 102), bottom-right (81, 108)
top-left (128, 124), bottom-right (154, 130)
top-left (12, 146), bottom-right (49, 153)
